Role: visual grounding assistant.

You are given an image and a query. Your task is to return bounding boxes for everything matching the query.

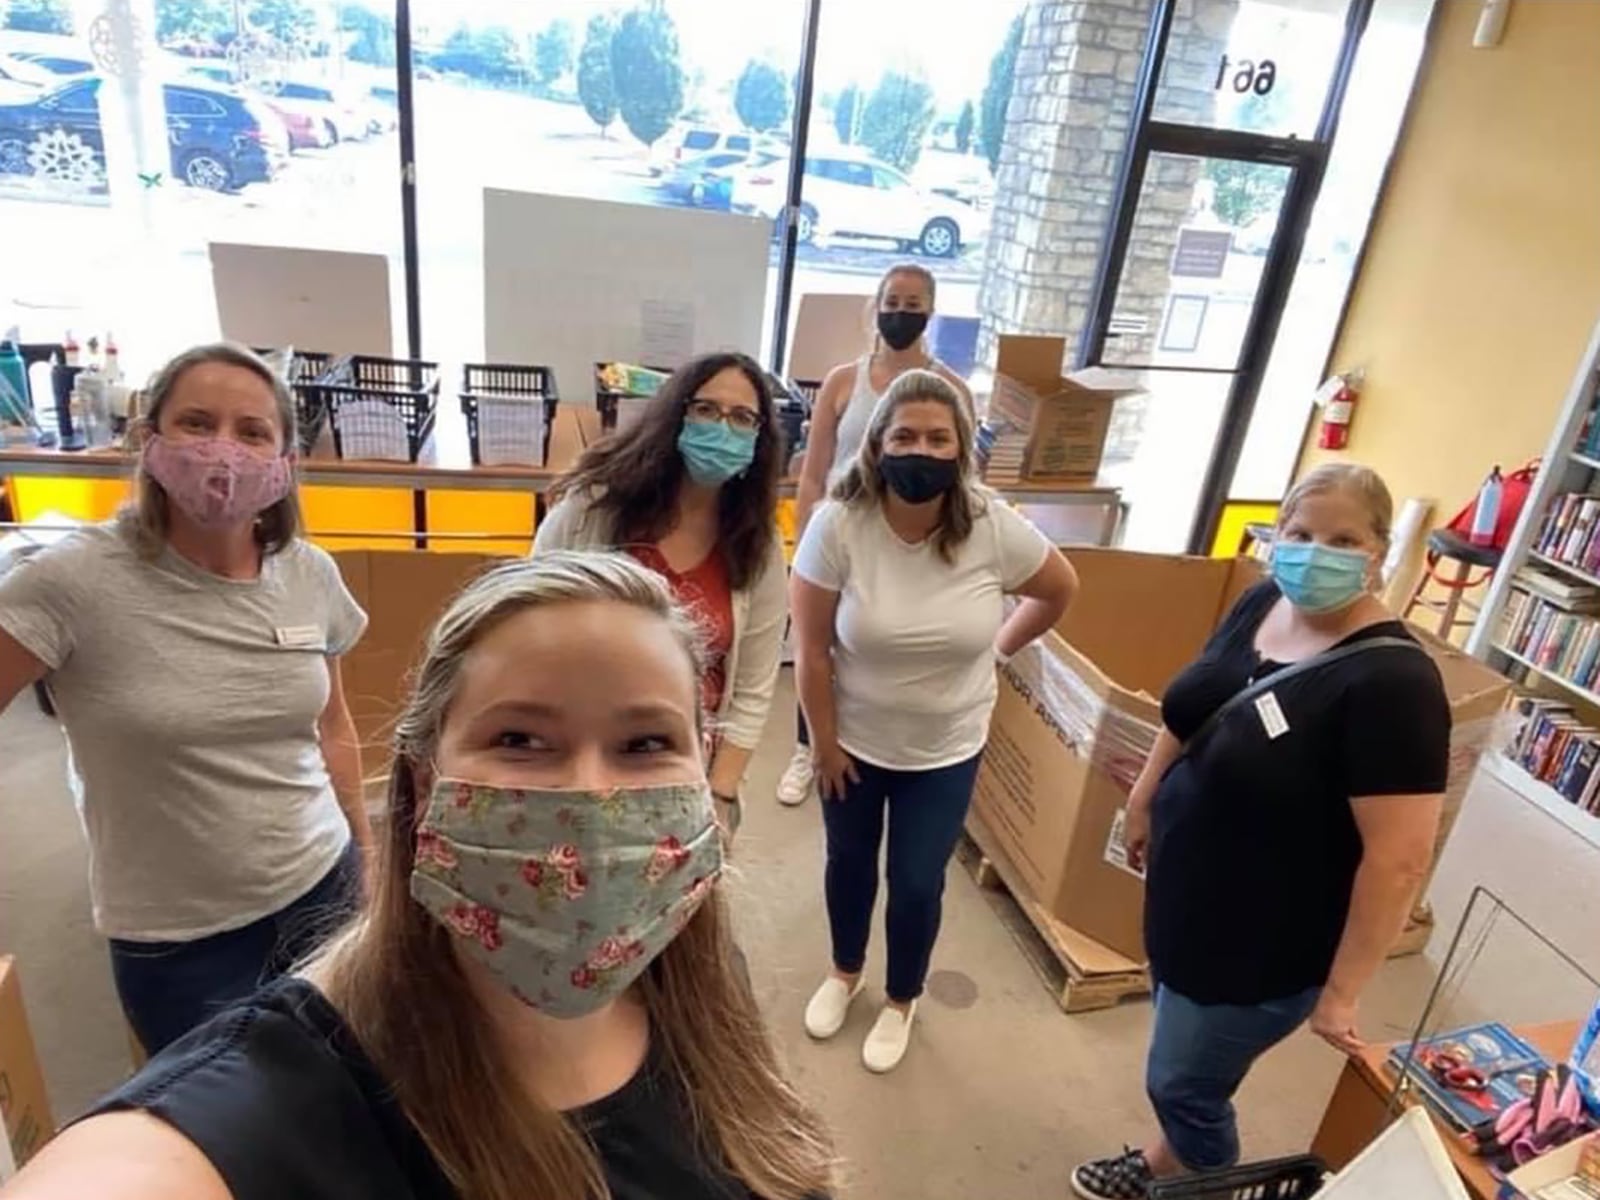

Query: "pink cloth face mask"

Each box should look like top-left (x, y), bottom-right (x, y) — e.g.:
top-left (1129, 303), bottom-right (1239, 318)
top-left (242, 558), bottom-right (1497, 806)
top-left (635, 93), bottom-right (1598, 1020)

top-left (142, 434), bottom-right (293, 528)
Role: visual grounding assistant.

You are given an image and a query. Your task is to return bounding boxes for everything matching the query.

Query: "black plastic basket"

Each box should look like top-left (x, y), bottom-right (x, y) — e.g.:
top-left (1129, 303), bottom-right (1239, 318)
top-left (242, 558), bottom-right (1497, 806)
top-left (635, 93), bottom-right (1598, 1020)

top-left (252, 346), bottom-right (334, 453)
top-left (1146, 1155), bottom-right (1327, 1199)
top-left (318, 354), bottom-right (440, 462)
top-left (786, 377), bottom-right (822, 412)
top-left (459, 362), bottom-right (559, 466)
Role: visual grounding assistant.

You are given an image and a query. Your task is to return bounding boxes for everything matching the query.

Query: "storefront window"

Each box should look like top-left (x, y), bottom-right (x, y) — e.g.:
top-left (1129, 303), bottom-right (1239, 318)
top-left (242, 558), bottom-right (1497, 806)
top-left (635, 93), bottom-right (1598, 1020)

top-left (0, 0), bottom-right (404, 385)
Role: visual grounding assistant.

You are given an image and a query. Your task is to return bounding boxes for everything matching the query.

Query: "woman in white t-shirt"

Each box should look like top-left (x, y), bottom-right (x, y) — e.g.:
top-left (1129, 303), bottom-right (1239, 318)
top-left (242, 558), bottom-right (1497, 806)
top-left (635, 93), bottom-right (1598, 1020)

top-left (0, 343), bottom-right (369, 1055)
top-left (779, 263), bottom-right (973, 807)
top-left (790, 369), bottom-right (1076, 1073)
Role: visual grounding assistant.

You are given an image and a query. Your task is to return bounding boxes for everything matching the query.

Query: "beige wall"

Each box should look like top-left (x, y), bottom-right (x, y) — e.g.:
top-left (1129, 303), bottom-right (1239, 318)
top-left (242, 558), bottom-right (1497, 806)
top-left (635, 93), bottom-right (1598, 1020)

top-left (1300, 0), bottom-right (1600, 531)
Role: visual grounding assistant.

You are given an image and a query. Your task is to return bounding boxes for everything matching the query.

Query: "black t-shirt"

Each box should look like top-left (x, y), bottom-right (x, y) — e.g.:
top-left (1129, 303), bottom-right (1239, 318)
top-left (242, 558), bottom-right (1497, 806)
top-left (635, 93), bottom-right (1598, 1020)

top-left (91, 978), bottom-right (778, 1200)
top-left (1144, 582), bottom-right (1451, 1005)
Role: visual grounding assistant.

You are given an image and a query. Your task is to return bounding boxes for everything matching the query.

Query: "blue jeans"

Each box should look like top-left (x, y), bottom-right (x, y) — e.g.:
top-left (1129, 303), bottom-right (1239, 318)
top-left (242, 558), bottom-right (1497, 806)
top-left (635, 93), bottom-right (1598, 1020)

top-left (110, 841), bottom-right (361, 1055)
top-left (821, 753), bottom-right (980, 1003)
top-left (1146, 983), bottom-right (1323, 1170)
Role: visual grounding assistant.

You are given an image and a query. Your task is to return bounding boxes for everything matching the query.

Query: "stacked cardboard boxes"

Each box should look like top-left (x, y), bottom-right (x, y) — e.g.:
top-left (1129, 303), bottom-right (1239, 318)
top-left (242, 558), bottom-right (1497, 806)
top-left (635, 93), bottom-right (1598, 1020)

top-left (971, 548), bottom-right (1511, 963)
top-left (981, 335), bottom-right (1140, 485)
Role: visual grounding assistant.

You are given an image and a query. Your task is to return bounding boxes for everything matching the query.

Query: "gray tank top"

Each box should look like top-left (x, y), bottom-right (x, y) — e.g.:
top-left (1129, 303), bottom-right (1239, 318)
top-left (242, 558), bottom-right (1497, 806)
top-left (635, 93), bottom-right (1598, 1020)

top-left (828, 354), bottom-right (880, 482)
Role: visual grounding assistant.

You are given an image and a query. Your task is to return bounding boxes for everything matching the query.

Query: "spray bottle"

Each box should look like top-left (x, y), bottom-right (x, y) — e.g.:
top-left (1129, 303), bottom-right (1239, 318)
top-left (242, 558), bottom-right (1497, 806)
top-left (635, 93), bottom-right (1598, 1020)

top-left (1470, 465), bottom-right (1504, 548)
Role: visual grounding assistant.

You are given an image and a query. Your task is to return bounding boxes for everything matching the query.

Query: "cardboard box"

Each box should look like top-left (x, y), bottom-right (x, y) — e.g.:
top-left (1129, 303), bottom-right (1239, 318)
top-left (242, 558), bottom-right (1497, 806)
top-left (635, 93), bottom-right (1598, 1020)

top-left (0, 957), bottom-right (54, 1177)
top-left (334, 551), bottom-right (509, 752)
top-left (787, 293), bottom-right (871, 382)
top-left (972, 548), bottom-right (1512, 962)
top-left (986, 335), bottom-right (1141, 483)
top-left (1505, 1130), bottom-right (1600, 1199)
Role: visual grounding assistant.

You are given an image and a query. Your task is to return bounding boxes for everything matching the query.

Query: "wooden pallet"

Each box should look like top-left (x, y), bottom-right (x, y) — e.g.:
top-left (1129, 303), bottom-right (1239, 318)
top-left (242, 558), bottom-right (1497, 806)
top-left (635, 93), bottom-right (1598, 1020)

top-left (960, 819), bottom-right (1151, 1014)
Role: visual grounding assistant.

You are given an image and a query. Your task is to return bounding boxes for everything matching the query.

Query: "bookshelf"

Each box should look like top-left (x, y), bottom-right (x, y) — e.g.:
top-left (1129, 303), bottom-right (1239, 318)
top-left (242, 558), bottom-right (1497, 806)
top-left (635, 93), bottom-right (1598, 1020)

top-left (1467, 313), bottom-right (1600, 838)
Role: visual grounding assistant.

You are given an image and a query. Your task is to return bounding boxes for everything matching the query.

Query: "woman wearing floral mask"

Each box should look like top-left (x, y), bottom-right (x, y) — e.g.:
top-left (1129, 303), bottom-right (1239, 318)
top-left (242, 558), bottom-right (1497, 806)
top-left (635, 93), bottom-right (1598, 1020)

top-left (535, 352), bottom-right (785, 842)
top-left (791, 370), bottom-right (1077, 1073)
top-left (780, 263), bottom-right (974, 808)
top-left (0, 342), bottom-right (367, 1056)
top-left (1071, 465), bottom-right (1450, 1200)
top-left (4, 552), bottom-right (835, 1200)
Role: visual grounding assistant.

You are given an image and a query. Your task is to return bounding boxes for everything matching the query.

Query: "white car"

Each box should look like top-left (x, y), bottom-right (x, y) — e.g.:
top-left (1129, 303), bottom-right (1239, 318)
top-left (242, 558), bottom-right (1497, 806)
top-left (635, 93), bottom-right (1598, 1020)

top-left (730, 150), bottom-right (986, 258)
top-left (271, 81), bottom-right (371, 144)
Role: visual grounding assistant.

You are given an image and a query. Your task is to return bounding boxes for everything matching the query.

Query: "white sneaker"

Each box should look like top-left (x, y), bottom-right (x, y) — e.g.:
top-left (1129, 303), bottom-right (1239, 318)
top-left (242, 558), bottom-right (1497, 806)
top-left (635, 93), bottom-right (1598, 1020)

top-left (862, 1002), bottom-right (916, 1074)
top-left (777, 747), bottom-right (814, 807)
top-left (803, 975), bottom-right (863, 1040)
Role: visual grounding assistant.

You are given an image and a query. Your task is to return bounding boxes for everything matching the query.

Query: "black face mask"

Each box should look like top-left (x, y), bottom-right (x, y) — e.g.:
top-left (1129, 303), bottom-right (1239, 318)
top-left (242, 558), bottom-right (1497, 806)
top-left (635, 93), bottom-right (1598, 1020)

top-left (877, 310), bottom-right (929, 351)
top-left (879, 453), bottom-right (959, 505)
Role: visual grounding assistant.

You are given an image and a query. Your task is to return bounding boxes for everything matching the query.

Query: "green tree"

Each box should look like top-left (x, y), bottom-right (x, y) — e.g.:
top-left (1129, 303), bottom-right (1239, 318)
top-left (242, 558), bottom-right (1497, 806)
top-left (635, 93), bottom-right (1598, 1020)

top-left (859, 70), bottom-right (935, 172)
top-left (1202, 75), bottom-right (1294, 226)
top-left (339, 2), bottom-right (395, 67)
top-left (533, 18), bottom-right (575, 86)
top-left (980, 14), bottom-right (1023, 175)
top-left (832, 85), bottom-right (858, 145)
top-left (248, 0), bottom-right (315, 43)
top-left (2, 0), bottom-right (73, 34)
top-left (576, 13), bottom-right (617, 134)
top-left (733, 59), bottom-right (789, 134)
top-left (476, 25), bottom-right (523, 85)
top-left (155, 0), bottom-right (232, 45)
top-left (610, 3), bottom-right (684, 148)
top-left (954, 98), bottom-right (975, 154)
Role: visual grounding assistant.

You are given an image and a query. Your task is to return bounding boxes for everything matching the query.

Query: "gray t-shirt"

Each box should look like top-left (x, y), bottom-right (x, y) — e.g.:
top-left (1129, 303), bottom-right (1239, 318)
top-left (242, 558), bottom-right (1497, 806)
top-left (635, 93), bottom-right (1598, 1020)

top-left (0, 517), bottom-right (367, 941)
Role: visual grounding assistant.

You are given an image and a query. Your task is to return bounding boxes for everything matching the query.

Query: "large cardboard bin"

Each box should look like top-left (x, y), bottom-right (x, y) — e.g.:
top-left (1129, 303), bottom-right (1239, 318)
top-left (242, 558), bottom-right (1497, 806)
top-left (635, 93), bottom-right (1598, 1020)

top-left (972, 548), bottom-right (1511, 963)
top-left (0, 957), bottom-right (54, 1177)
top-left (334, 551), bottom-right (508, 752)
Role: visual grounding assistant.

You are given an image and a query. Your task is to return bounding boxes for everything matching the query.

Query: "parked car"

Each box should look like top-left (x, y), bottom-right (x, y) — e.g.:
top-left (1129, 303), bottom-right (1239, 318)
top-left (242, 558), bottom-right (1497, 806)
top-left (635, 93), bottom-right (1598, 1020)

top-left (0, 55), bottom-right (55, 89)
top-left (179, 64), bottom-right (325, 151)
top-left (271, 81), bottom-right (372, 143)
top-left (9, 50), bottom-right (93, 76)
top-left (660, 148), bottom-right (773, 206)
top-left (731, 150), bottom-right (985, 257)
top-left (0, 76), bottom-right (289, 191)
top-left (650, 126), bottom-right (756, 176)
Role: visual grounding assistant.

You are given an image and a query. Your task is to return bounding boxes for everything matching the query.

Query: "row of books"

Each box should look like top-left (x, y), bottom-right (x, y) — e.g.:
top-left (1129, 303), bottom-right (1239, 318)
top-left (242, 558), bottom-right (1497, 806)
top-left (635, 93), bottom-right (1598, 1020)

top-left (1499, 589), bottom-right (1600, 688)
top-left (1535, 492), bottom-right (1600, 575)
top-left (1574, 390), bottom-right (1600, 459)
top-left (1507, 697), bottom-right (1600, 814)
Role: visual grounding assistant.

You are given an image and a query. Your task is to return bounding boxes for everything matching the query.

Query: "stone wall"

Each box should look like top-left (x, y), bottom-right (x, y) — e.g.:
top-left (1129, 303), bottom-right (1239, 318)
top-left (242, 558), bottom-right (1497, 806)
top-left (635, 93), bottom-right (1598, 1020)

top-left (975, 0), bottom-right (1240, 451)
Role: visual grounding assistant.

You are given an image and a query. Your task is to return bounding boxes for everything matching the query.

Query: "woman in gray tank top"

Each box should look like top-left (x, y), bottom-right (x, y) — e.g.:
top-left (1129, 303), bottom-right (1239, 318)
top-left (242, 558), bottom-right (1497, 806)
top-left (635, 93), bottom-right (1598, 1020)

top-left (780, 263), bottom-right (975, 806)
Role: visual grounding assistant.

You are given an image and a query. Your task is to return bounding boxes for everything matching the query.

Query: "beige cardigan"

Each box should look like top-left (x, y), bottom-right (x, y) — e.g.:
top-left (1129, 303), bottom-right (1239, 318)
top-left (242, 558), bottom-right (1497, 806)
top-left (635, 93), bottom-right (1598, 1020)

top-left (530, 492), bottom-right (787, 751)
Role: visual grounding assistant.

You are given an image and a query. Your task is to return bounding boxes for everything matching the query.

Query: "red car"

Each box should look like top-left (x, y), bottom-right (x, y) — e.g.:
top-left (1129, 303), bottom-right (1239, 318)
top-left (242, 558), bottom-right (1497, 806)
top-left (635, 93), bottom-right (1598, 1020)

top-left (264, 99), bottom-right (330, 151)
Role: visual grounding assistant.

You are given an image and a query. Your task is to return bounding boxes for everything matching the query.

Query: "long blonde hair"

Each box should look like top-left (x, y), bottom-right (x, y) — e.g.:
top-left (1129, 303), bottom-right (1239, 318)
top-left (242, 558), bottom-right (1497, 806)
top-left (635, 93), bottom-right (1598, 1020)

top-left (832, 368), bottom-right (982, 562)
top-left (129, 341), bottom-right (303, 558)
top-left (314, 552), bottom-right (834, 1200)
top-left (1279, 463), bottom-right (1394, 543)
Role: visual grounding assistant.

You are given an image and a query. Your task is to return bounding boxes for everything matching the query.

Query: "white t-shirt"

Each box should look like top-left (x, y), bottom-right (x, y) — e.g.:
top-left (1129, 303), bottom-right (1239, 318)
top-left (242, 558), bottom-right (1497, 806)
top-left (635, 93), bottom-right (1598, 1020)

top-left (0, 517), bottom-right (367, 941)
top-left (793, 493), bottom-right (1051, 770)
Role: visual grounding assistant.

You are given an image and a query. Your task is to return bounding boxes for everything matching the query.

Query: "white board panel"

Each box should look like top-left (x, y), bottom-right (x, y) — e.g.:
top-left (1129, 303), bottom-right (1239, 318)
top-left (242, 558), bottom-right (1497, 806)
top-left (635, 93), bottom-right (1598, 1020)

top-left (210, 243), bottom-right (394, 357)
top-left (482, 190), bottom-right (770, 407)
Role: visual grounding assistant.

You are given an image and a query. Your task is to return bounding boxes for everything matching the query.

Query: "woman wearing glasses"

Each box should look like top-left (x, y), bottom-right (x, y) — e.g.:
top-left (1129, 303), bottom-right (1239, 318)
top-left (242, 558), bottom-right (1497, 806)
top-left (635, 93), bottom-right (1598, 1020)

top-left (534, 352), bottom-right (786, 840)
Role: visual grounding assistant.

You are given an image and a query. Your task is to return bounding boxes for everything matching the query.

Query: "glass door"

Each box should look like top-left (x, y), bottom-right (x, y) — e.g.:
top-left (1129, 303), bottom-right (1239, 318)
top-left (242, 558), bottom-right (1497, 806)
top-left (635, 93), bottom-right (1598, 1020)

top-left (1079, 0), bottom-right (1372, 552)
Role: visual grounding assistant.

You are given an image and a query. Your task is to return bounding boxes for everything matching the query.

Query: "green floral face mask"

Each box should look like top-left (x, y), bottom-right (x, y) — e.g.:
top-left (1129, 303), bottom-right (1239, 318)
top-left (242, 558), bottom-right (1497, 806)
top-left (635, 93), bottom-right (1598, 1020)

top-left (410, 778), bottom-right (723, 1018)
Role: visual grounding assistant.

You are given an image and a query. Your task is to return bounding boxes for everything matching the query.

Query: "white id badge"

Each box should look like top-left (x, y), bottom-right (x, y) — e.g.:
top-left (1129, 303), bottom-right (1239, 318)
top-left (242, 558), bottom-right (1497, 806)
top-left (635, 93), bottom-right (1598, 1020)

top-left (274, 625), bottom-right (324, 649)
top-left (1254, 691), bottom-right (1290, 740)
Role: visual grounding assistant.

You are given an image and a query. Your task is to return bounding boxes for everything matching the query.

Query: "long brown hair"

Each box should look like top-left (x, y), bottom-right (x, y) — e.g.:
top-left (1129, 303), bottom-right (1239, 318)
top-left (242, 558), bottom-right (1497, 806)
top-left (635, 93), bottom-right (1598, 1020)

top-left (314, 553), bottom-right (834, 1200)
top-left (552, 353), bottom-right (780, 589)
top-left (129, 342), bottom-right (303, 558)
top-left (832, 368), bottom-right (982, 562)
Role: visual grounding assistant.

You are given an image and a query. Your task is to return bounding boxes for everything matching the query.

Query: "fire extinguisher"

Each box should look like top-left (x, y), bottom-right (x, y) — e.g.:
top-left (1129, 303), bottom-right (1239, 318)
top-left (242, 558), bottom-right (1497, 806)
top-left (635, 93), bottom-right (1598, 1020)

top-left (1316, 368), bottom-right (1364, 451)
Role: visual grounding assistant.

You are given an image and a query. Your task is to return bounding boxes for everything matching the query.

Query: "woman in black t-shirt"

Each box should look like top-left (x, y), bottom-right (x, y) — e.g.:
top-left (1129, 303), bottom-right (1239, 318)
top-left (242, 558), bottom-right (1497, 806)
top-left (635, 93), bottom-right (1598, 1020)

top-left (5, 553), bottom-right (834, 1200)
top-left (1071, 465), bottom-right (1450, 1200)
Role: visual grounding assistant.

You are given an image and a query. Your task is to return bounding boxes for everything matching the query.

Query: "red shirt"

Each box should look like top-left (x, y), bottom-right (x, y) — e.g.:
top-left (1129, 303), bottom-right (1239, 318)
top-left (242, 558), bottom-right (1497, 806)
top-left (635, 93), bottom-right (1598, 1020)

top-left (626, 544), bottom-right (735, 717)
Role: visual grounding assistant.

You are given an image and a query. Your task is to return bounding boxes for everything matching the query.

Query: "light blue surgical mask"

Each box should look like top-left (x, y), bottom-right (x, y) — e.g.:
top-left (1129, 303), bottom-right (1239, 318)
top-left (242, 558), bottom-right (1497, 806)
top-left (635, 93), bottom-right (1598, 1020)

top-left (678, 421), bottom-right (756, 486)
top-left (1270, 541), bottom-right (1371, 613)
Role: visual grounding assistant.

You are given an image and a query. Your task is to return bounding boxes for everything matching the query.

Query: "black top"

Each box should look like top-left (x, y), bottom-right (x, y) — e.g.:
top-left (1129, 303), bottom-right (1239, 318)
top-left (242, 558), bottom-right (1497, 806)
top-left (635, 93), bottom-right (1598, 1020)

top-left (91, 978), bottom-right (773, 1200)
top-left (1144, 582), bottom-right (1451, 1005)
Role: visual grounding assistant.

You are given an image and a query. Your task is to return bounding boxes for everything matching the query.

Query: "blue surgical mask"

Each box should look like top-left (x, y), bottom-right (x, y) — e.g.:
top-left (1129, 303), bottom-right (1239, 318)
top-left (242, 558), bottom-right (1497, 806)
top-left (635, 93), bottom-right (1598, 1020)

top-left (678, 421), bottom-right (756, 486)
top-left (1271, 541), bottom-right (1372, 613)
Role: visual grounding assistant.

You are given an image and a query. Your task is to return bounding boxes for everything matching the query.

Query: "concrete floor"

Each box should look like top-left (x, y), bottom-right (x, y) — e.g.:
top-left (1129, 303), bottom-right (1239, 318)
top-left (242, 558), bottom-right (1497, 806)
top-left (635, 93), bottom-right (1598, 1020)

top-left (3, 672), bottom-right (1599, 1199)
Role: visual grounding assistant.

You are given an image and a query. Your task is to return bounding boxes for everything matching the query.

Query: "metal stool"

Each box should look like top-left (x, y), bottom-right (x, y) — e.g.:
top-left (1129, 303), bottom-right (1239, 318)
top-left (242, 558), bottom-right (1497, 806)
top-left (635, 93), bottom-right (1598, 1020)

top-left (1402, 529), bottom-right (1501, 638)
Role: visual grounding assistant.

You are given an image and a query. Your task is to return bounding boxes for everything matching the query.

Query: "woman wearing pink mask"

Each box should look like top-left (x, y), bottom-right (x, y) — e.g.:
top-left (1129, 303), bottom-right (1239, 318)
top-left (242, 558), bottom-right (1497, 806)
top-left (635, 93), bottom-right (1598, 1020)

top-left (0, 342), bottom-right (369, 1055)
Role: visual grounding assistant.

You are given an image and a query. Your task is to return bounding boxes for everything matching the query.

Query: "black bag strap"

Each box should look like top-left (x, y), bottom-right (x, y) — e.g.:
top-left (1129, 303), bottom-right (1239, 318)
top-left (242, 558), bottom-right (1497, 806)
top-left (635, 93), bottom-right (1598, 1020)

top-left (1180, 636), bottom-right (1425, 761)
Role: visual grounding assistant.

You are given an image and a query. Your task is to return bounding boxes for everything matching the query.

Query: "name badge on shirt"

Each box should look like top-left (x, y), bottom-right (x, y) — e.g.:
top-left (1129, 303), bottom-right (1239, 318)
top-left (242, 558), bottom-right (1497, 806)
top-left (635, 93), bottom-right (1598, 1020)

top-left (1254, 692), bottom-right (1290, 740)
top-left (274, 625), bottom-right (324, 649)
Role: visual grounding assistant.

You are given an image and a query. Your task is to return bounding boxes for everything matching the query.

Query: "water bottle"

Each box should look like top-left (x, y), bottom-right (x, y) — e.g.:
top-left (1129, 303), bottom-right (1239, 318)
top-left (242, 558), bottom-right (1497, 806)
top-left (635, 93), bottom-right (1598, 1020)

top-left (0, 332), bottom-right (29, 440)
top-left (1470, 465), bottom-right (1503, 548)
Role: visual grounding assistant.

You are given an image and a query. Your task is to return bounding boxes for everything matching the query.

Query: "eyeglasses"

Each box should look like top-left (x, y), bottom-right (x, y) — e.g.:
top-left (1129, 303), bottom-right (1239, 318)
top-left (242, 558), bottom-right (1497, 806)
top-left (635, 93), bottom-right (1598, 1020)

top-left (685, 398), bottom-right (761, 434)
